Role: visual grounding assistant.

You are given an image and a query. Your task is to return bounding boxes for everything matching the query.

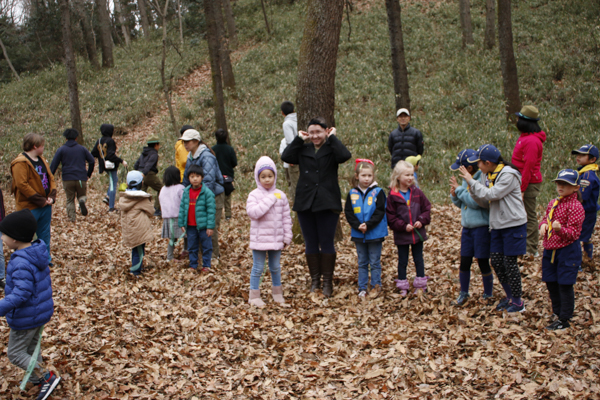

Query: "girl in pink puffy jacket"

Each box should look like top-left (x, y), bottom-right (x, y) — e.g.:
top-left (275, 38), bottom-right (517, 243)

top-left (246, 156), bottom-right (293, 307)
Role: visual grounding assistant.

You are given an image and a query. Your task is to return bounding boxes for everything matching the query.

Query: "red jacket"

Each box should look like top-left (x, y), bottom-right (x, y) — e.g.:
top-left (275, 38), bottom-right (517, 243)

top-left (511, 131), bottom-right (546, 192)
top-left (539, 192), bottom-right (584, 250)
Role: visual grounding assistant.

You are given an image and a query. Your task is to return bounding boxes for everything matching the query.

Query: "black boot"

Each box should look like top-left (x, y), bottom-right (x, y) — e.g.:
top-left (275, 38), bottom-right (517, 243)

top-left (321, 253), bottom-right (336, 297)
top-left (305, 253), bottom-right (321, 292)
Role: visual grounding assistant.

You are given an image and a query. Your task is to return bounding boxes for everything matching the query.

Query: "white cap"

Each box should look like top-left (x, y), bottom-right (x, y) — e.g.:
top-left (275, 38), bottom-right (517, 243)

top-left (181, 129), bottom-right (201, 141)
top-left (396, 108), bottom-right (410, 117)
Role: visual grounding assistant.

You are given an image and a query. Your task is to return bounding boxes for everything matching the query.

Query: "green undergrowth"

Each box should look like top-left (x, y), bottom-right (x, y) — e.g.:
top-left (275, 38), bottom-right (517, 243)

top-left (2, 0), bottom-right (600, 209)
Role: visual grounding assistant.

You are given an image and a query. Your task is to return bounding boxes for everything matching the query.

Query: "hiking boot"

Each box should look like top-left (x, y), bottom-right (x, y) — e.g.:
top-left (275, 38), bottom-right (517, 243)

top-left (369, 284), bottom-right (382, 299)
top-left (37, 371), bottom-right (61, 400)
top-left (546, 319), bottom-right (570, 331)
top-left (506, 301), bottom-right (526, 313)
top-left (108, 208), bottom-right (117, 212)
top-left (482, 293), bottom-right (494, 304)
top-left (305, 253), bottom-right (321, 292)
top-left (79, 199), bottom-right (88, 216)
top-left (454, 291), bottom-right (470, 306)
top-left (495, 297), bottom-right (511, 311)
top-left (249, 289), bottom-right (265, 307)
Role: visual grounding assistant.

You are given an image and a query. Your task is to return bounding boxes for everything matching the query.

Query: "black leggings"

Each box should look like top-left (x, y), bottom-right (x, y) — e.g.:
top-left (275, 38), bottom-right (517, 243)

top-left (460, 256), bottom-right (491, 274)
top-left (546, 282), bottom-right (575, 320)
top-left (490, 253), bottom-right (522, 298)
top-left (297, 210), bottom-right (339, 254)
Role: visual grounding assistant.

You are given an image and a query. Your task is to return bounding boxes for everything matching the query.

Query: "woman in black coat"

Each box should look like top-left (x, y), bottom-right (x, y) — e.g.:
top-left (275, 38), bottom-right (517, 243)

top-left (281, 117), bottom-right (352, 297)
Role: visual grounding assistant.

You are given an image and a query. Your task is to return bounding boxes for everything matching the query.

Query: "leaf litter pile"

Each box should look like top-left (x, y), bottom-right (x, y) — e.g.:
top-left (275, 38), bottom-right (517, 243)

top-left (1, 185), bottom-right (599, 399)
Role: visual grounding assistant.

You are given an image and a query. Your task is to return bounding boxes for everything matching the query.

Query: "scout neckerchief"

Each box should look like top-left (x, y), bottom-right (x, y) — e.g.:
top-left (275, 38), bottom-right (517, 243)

top-left (546, 197), bottom-right (562, 239)
top-left (578, 164), bottom-right (599, 175)
top-left (486, 163), bottom-right (505, 188)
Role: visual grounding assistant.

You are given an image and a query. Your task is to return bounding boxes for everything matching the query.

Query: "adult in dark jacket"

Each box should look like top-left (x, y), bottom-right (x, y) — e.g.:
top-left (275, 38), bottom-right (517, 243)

top-left (212, 129), bottom-right (237, 219)
top-left (134, 136), bottom-right (163, 215)
top-left (91, 124), bottom-right (127, 211)
top-left (50, 129), bottom-right (95, 222)
top-left (281, 117), bottom-right (352, 297)
top-left (387, 108), bottom-right (424, 168)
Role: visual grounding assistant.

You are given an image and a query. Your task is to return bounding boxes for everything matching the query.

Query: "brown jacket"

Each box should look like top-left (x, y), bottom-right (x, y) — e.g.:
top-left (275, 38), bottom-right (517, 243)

top-left (119, 190), bottom-right (155, 248)
top-left (11, 153), bottom-right (57, 211)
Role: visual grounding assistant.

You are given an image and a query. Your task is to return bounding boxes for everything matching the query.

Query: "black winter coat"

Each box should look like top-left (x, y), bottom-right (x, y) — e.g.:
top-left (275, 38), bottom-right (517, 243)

top-left (281, 135), bottom-right (351, 213)
top-left (387, 123), bottom-right (424, 168)
top-left (134, 147), bottom-right (159, 175)
top-left (91, 124), bottom-right (123, 173)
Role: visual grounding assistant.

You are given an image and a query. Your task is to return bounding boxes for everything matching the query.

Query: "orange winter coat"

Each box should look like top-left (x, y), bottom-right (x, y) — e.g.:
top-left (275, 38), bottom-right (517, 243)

top-left (119, 190), bottom-right (155, 249)
top-left (10, 153), bottom-right (56, 211)
top-left (175, 140), bottom-right (188, 181)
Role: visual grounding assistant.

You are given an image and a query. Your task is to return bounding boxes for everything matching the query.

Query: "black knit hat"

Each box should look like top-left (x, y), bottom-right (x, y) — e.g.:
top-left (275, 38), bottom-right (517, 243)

top-left (0, 209), bottom-right (38, 242)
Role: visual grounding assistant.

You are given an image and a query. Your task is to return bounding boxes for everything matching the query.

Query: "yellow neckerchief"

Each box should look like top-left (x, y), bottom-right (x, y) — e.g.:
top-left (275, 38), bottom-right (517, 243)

top-left (486, 163), bottom-right (505, 188)
top-left (546, 197), bottom-right (562, 239)
top-left (578, 164), bottom-right (599, 175)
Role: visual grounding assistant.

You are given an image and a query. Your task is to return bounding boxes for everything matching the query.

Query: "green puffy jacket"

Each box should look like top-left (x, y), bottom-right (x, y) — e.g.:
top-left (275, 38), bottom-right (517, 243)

top-left (178, 184), bottom-right (216, 230)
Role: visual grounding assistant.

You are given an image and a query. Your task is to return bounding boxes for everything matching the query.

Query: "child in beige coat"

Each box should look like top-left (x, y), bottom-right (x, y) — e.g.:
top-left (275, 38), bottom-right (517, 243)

top-left (119, 171), bottom-right (155, 276)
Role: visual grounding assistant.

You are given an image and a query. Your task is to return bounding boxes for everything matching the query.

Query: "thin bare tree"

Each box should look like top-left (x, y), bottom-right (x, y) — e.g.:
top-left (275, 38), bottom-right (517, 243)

top-left (204, 0), bottom-right (227, 131)
top-left (95, 0), bottom-right (113, 67)
top-left (216, 0), bottom-right (235, 90)
top-left (0, 36), bottom-right (20, 81)
top-left (260, 0), bottom-right (271, 36)
top-left (484, 0), bottom-right (496, 49)
top-left (384, 0), bottom-right (410, 110)
top-left (497, 0), bottom-right (521, 117)
top-left (74, 0), bottom-right (99, 68)
top-left (222, 0), bottom-right (238, 49)
top-left (459, 0), bottom-right (474, 47)
top-left (138, 0), bottom-right (151, 39)
top-left (114, 0), bottom-right (131, 46)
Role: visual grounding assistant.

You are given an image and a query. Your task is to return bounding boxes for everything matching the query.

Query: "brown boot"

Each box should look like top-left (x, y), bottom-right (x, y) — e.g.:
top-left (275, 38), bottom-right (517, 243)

top-left (321, 253), bottom-right (336, 297)
top-left (305, 253), bottom-right (321, 292)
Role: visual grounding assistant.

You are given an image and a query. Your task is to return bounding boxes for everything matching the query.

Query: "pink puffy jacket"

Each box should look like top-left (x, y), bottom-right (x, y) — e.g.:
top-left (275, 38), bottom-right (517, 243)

top-left (246, 156), bottom-right (293, 250)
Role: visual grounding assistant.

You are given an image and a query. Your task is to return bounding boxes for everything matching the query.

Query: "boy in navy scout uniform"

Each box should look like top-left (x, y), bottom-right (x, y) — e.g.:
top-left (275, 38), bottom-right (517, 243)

top-left (344, 159), bottom-right (388, 299)
top-left (571, 144), bottom-right (600, 261)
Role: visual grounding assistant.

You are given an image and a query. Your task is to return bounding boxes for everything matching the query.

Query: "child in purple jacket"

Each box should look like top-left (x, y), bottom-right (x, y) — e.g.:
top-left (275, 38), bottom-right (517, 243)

top-left (386, 160), bottom-right (432, 296)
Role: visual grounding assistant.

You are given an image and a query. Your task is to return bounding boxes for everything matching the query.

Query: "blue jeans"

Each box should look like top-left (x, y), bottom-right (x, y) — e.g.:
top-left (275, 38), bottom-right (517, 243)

top-left (107, 169), bottom-right (118, 208)
top-left (187, 227), bottom-right (212, 269)
top-left (355, 241), bottom-right (382, 291)
top-left (30, 205), bottom-right (52, 264)
top-left (0, 240), bottom-right (4, 280)
top-left (250, 250), bottom-right (282, 290)
top-left (131, 244), bottom-right (145, 275)
top-left (397, 241), bottom-right (425, 280)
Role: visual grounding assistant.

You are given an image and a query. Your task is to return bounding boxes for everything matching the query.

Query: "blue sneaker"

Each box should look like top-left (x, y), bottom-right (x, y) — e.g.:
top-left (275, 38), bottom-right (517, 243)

top-left (37, 371), bottom-right (61, 400)
top-left (454, 291), bottom-right (470, 306)
top-left (495, 297), bottom-right (511, 311)
top-left (506, 301), bottom-right (526, 313)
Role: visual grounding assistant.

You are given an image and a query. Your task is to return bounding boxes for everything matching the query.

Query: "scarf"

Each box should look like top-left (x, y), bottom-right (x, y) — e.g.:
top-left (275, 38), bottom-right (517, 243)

top-left (578, 164), bottom-right (599, 175)
top-left (546, 197), bottom-right (561, 239)
top-left (486, 163), bottom-right (505, 188)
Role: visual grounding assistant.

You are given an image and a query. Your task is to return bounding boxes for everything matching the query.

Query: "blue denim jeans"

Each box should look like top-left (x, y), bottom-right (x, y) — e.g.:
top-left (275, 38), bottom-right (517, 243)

top-left (131, 244), bottom-right (145, 275)
top-left (0, 239), bottom-right (4, 280)
top-left (30, 205), bottom-right (52, 264)
top-left (107, 169), bottom-right (118, 209)
top-left (187, 227), bottom-right (212, 269)
top-left (355, 241), bottom-right (382, 291)
top-left (250, 250), bottom-right (282, 290)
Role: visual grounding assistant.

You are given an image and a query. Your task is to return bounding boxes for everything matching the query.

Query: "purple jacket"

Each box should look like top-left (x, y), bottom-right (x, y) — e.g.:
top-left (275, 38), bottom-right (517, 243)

top-left (386, 186), bottom-right (431, 245)
top-left (246, 156), bottom-right (293, 250)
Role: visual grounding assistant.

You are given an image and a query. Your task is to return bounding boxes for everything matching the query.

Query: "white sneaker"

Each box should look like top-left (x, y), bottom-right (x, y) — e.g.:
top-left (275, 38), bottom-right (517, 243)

top-left (358, 290), bottom-right (367, 300)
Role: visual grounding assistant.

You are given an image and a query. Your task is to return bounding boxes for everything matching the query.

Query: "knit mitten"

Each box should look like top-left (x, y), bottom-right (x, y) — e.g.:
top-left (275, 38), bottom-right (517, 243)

top-left (394, 279), bottom-right (410, 297)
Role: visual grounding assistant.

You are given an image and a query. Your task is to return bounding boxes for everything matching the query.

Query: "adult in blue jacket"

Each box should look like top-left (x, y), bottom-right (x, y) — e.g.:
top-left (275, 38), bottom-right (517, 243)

top-left (181, 129), bottom-right (225, 259)
top-left (50, 129), bottom-right (95, 222)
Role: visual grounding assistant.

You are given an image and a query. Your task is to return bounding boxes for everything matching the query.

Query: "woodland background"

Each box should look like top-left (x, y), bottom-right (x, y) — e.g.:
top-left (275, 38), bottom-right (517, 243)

top-left (0, 0), bottom-right (599, 398)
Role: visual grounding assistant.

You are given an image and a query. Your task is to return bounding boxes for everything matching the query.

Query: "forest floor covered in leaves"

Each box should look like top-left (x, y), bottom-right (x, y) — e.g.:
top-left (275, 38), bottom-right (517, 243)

top-left (0, 184), bottom-right (599, 399)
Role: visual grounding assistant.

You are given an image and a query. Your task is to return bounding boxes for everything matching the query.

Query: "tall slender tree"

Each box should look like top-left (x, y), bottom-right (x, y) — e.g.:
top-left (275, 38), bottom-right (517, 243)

top-left (497, 0), bottom-right (521, 117)
top-left (215, 0), bottom-right (235, 90)
top-left (384, 0), bottom-right (410, 111)
top-left (138, 0), bottom-right (151, 39)
top-left (74, 0), bottom-right (99, 68)
top-left (204, 0), bottom-right (227, 131)
top-left (484, 0), bottom-right (496, 49)
top-left (59, 0), bottom-right (83, 139)
top-left (114, 0), bottom-right (131, 46)
top-left (96, 0), bottom-right (113, 67)
top-left (459, 0), bottom-right (474, 47)
top-left (222, 0), bottom-right (238, 49)
top-left (0, 36), bottom-right (20, 81)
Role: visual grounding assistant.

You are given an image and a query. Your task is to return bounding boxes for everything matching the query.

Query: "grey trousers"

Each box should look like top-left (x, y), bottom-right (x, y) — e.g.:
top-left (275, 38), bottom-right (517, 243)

top-left (63, 180), bottom-right (87, 222)
top-left (7, 326), bottom-right (46, 383)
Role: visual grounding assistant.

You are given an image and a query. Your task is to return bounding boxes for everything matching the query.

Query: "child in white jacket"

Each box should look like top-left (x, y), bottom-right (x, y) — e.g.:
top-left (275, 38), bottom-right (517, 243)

top-left (246, 156), bottom-right (292, 307)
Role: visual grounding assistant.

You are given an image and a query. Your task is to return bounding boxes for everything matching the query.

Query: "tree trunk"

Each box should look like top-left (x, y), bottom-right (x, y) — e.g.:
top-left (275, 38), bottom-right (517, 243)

top-left (497, 0), bottom-right (521, 117)
top-left (96, 0), bottom-right (113, 67)
top-left (222, 0), bottom-right (238, 49)
top-left (59, 0), bottom-right (83, 140)
top-left (204, 0), bottom-right (228, 132)
top-left (0, 36), bottom-right (20, 81)
top-left (260, 0), bottom-right (271, 36)
top-left (459, 0), bottom-right (474, 47)
top-left (138, 0), bottom-right (151, 40)
top-left (484, 0), bottom-right (496, 49)
top-left (384, 0), bottom-right (410, 111)
top-left (177, 0), bottom-right (184, 47)
top-left (114, 0), bottom-right (131, 46)
top-left (75, 0), bottom-right (99, 68)
top-left (215, 0), bottom-right (235, 90)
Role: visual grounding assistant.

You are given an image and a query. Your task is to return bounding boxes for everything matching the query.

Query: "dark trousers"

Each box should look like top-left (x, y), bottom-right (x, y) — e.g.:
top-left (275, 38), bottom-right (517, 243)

top-left (297, 210), bottom-right (339, 254)
top-left (142, 171), bottom-right (163, 210)
top-left (546, 281), bottom-right (575, 320)
top-left (187, 226), bottom-right (213, 269)
top-left (396, 241), bottom-right (425, 280)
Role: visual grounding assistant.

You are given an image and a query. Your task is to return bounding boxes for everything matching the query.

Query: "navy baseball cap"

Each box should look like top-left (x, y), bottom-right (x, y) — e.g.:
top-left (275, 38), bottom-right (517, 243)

top-left (571, 144), bottom-right (599, 159)
top-left (467, 144), bottom-right (502, 164)
top-left (552, 169), bottom-right (579, 186)
top-left (450, 149), bottom-right (477, 171)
